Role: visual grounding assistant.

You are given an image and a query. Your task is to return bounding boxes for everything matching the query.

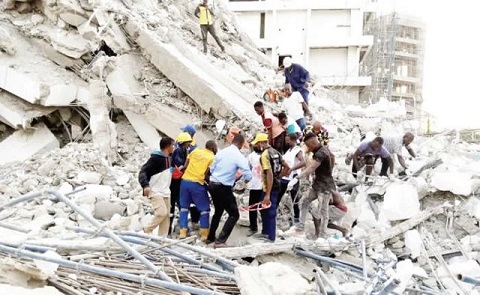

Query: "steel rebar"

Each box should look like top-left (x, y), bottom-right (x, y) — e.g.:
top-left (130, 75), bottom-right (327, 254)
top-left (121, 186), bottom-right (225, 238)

top-left (457, 274), bottom-right (480, 286)
top-left (377, 278), bottom-right (400, 295)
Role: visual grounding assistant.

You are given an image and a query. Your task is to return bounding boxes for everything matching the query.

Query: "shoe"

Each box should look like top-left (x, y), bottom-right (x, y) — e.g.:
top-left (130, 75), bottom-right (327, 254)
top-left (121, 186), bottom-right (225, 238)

top-left (213, 241), bottom-right (230, 249)
top-left (199, 228), bottom-right (209, 242)
top-left (191, 223), bottom-right (200, 231)
top-left (179, 228), bottom-right (188, 239)
top-left (283, 226), bottom-right (305, 237)
top-left (252, 232), bottom-right (268, 239)
top-left (246, 229), bottom-right (258, 237)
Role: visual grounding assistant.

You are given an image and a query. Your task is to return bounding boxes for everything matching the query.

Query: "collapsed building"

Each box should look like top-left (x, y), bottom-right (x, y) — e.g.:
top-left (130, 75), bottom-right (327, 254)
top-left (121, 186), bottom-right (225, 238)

top-left (0, 0), bottom-right (480, 294)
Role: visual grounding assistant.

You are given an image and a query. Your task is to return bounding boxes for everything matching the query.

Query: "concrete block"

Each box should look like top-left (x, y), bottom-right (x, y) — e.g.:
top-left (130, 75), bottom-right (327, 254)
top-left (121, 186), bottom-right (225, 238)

top-left (0, 123), bottom-right (59, 165)
top-left (49, 29), bottom-right (90, 59)
top-left (124, 111), bottom-right (160, 150)
top-left (0, 25), bottom-right (89, 106)
top-left (30, 39), bottom-right (85, 69)
top-left (94, 200), bottom-right (126, 221)
top-left (0, 90), bottom-right (57, 129)
top-left (125, 20), bottom-right (260, 123)
top-left (381, 183), bottom-right (420, 221)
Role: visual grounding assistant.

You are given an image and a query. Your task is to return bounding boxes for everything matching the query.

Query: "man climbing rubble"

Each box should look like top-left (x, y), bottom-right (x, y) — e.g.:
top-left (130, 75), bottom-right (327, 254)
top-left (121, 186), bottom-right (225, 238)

top-left (312, 191), bottom-right (349, 238)
top-left (255, 133), bottom-right (289, 242)
top-left (254, 101), bottom-right (286, 153)
top-left (195, 0), bottom-right (225, 54)
top-left (138, 137), bottom-right (175, 236)
top-left (179, 140), bottom-right (217, 241)
top-left (345, 136), bottom-right (394, 181)
top-left (282, 57), bottom-right (312, 104)
top-left (207, 134), bottom-right (252, 248)
top-left (281, 83), bottom-right (311, 131)
top-left (285, 132), bottom-right (335, 238)
top-left (169, 132), bottom-right (192, 235)
top-left (382, 132), bottom-right (416, 176)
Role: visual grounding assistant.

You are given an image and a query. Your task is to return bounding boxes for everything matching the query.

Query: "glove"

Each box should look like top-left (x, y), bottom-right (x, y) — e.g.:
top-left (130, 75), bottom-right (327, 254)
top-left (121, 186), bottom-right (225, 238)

top-left (286, 177), bottom-right (299, 192)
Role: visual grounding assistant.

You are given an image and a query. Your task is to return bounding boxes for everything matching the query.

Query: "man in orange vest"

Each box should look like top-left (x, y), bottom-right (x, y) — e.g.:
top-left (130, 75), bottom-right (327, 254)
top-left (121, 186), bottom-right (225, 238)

top-left (195, 0), bottom-right (225, 54)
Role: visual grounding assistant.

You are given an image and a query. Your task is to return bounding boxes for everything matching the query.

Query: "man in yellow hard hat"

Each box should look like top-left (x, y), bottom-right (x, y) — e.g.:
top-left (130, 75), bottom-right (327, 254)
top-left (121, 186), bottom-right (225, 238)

top-left (194, 0), bottom-right (225, 54)
top-left (168, 132), bottom-right (192, 235)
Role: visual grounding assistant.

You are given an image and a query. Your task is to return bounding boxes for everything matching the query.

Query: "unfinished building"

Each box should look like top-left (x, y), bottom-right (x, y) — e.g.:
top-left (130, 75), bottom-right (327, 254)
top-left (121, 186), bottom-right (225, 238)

top-left (360, 12), bottom-right (426, 118)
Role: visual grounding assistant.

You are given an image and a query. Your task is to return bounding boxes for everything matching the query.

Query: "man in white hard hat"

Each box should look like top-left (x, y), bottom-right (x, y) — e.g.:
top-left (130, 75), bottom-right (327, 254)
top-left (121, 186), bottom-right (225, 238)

top-left (282, 57), bottom-right (312, 104)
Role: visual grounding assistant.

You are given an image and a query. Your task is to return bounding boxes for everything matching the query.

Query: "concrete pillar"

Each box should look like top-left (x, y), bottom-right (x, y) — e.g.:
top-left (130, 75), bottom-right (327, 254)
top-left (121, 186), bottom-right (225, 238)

top-left (87, 80), bottom-right (117, 164)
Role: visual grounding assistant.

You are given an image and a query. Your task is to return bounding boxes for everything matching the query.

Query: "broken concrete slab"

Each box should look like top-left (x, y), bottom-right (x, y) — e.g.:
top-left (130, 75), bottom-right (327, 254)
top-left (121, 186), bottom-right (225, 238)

top-left (0, 123), bottom-right (59, 165)
top-left (30, 38), bottom-right (86, 70)
top-left (0, 90), bottom-right (57, 129)
top-left (124, 111), bottom-right (161, 151)
top-left (0, 25), bottom-right (89, 106)
top-left (56, 0), bottom-right (90, 27)
top-left (126, 20), bottom-right (261, 123)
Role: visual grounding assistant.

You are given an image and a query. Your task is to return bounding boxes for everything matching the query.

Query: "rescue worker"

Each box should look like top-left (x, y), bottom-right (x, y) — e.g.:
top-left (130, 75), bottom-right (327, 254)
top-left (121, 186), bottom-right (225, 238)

top-left (247, 141), bottom-right (264, 237)
top-left (382, 132), bottom-right (416, 176)
top-left (281, 83), bottom-right (311, 131)
top-left (168, 132), bottom-right (192, 235)
top-left (138, 137), bottom-right (175, 236)
top-left (194, 0), bottom-right (225, 54)
top-left (255, 133), bottom-right (289, 242)
top-left (208, 134), bottom-right (252, 248)
top-left (286, 133), bottom-right (335, 238)
top-left (278, 133), bottom-right (306, 224)
top-left (254, 101), bottom-right (286, 153)
top-left (178, 140), bottom-right (218, 241)
top-left (346, 137), bottom-right (394, 180)
top-left (282, 57), bottom-right (311, 104)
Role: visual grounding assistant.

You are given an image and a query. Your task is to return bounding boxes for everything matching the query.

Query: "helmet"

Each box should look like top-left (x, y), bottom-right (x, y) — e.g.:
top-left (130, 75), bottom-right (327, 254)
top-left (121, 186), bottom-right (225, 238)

top-left (251, 133), bottom-right (268, 145)
top-left (283, 57), bottom-right (292, 68)
top-left (176, 132), bottom-right (193, 143)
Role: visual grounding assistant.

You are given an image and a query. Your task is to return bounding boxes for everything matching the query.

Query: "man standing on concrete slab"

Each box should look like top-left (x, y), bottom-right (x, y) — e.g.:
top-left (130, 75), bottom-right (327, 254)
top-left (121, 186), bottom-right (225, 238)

top-left (207, 134), bottom-right (252, 248)
top-left (382, 132), bottom-right (416, 176)
top-left (281, 83), bottom-right (311, 131)
top-left (285, 133), bottom-right (335, 238)
top-left (195, 0), bottom-right (225, 54)
top-left (138, 137), bottom-right (175, 236)
top-left (282, 57), bottom-right (311, 104)
top-left (178, 140), bottom-right (217, 241)
top-left (254, 101), bottom-right (286, 153)
top-left (255, 133), bottom-right (289, 242)
top-left (246, 141), bottom-right (264, 237)
top-left (278, 133), bottom-right (306, 225)
top-left (169, 132), bottom-right (192, 235)
top-left (346, 136), bottom-right (394, 180)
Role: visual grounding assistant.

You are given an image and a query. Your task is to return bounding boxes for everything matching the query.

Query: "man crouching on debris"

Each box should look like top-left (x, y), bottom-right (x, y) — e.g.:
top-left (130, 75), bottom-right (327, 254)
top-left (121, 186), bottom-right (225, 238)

top-left (346, 137), bottom-right (394, 181)
top-left (138, 137), bottom-right (175, 236)
top-left (286, 133), bottom-right (335, 238)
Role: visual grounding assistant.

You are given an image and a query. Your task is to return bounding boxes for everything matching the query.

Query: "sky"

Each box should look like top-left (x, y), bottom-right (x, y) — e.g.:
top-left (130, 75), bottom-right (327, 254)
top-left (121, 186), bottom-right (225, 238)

top-left (384, 0), bottom-right (480, 130)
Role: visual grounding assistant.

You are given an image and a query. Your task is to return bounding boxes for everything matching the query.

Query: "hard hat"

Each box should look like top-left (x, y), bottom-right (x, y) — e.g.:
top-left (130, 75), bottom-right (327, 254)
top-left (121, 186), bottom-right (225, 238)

top-left (283, 57), bottom-right (292, 68)
top-left (176, 132), bottom-right (193, 143)
top-left (251, 133), bottom-right (268, 145)
top-left (180, 124), bottom-right (196, 135)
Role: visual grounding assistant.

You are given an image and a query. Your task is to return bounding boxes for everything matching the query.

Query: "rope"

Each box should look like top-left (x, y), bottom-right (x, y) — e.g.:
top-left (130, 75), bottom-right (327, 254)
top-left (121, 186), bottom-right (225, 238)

top-left (239, 202), bottom-right (271, 212)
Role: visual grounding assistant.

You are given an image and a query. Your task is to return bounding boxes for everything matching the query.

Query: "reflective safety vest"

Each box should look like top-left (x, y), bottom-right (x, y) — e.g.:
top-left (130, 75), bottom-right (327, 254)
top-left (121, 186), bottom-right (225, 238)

top-left (198, 6), bottom-right (213, 25)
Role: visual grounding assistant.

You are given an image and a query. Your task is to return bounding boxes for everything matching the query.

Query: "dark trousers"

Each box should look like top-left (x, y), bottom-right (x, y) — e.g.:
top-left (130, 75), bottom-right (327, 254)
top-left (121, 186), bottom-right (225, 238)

top-left (277, 179), bottom-right (300, 220)
top-left (273, 131), bottom-right (287, 154)
top-left (379, 157), bottom-right (389, 176)
top-left (200, 24), bottom-right (224, 53)
top-left (297, 88), bottom-right (310, 104)
top-left (168, 178), bottom-right (181, 234)
top-left (207, 183), bottom-right (239, 243)
top-left (260, 189), bottom-right (279, 241)
top-left (248, 190), bottom-right (263, 231)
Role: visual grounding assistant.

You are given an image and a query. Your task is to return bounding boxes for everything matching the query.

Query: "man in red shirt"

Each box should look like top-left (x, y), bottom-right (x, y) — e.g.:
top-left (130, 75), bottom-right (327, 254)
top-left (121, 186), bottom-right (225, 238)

top-left (253, 101), bottom-right (285, 153)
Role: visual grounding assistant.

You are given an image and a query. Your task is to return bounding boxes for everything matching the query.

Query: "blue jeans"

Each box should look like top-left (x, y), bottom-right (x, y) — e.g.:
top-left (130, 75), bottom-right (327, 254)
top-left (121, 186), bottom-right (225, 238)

top-left (260, 189), bottom-right (279, 241)
top-left (179, 180), bottom-right (210, 229)
top-left (296, 118), bottom-right (306, 131)
top-left (297, 88), bottom-right (310, 104)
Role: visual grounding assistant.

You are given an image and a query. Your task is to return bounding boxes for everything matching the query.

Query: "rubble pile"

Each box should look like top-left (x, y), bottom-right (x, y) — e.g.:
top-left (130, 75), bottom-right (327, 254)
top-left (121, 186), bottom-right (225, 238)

top-left (0, 0), bottom-right (480, 294)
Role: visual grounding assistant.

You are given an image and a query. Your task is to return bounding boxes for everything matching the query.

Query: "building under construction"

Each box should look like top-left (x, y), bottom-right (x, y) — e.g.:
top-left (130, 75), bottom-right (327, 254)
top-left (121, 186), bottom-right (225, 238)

top-left (360, 12), bottom-right (426, 118)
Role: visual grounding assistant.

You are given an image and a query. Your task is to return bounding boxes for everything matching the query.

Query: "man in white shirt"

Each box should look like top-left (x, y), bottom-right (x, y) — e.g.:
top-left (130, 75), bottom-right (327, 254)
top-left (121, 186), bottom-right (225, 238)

top-left (381, 132), bottom-right (416, 176)
top-left (277, 133), bottom-right (306, 224)
top-left (246, 142), bottom-right (264, 236)
top-left (281, 83), bottom-right (311, 131)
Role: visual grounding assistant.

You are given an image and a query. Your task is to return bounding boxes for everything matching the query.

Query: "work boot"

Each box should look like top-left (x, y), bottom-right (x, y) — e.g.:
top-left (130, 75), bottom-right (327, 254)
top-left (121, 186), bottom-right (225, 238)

top-left (199, 228), bottom-right (209, 242)
top-left (179, 228), bottom-right (188, 239)
top-left (246, 229), bottom-right (258, 237)
top-left (213, 241), bottom-right (230, 249)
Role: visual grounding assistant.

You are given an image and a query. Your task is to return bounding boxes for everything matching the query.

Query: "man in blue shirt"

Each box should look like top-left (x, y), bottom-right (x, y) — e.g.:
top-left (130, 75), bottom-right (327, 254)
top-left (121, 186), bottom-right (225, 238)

top-left (207, 134), bottom-right (252, 247)
top-left (283, 57), bottom-right (311, 104)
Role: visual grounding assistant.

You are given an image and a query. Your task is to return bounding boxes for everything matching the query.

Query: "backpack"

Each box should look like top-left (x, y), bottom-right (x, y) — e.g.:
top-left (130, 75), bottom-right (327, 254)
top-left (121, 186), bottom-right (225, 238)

top-left (264, 147), bottom-right (283, 179)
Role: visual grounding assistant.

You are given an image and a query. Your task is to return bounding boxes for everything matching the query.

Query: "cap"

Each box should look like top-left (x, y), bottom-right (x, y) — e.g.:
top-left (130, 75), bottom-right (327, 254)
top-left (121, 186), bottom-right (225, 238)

top-left (251, 133), bottom-right (268, 145)
top-left (176, 132), bottom-right (193, 143)
top-left (283, 57), bottom-right (292, 68)
top-left (180, 124), bottom-right (196, 135)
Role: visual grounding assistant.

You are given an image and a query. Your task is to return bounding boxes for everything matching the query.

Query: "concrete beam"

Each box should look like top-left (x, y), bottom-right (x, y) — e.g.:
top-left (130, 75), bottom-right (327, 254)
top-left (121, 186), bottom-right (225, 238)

top-left (125, 20), bottom-right (260, 123)
top-left (124, 111), bottom-right (160, 151)
top-left (0, 123), bottom-right (59, 165)
top-left (0, 90), bottom-right (57, 129)
top-left (0, 24), bottom-right (89, 106)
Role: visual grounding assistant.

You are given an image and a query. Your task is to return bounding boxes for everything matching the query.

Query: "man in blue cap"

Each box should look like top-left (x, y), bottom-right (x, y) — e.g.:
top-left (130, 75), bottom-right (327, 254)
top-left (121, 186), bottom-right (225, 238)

top-left (180, 124), bottom-right (198, 153)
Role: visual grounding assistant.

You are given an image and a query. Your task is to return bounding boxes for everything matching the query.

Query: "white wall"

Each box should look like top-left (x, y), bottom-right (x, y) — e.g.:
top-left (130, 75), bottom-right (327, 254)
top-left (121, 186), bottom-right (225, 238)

top-left (236, 12), bottom-right (261, 40)
top-left (276, 10), bottom-right (308, 64)
top-left (310, 48), bottom-right (348, 77)
top-left (310, 10), bottom-right (351, 39)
